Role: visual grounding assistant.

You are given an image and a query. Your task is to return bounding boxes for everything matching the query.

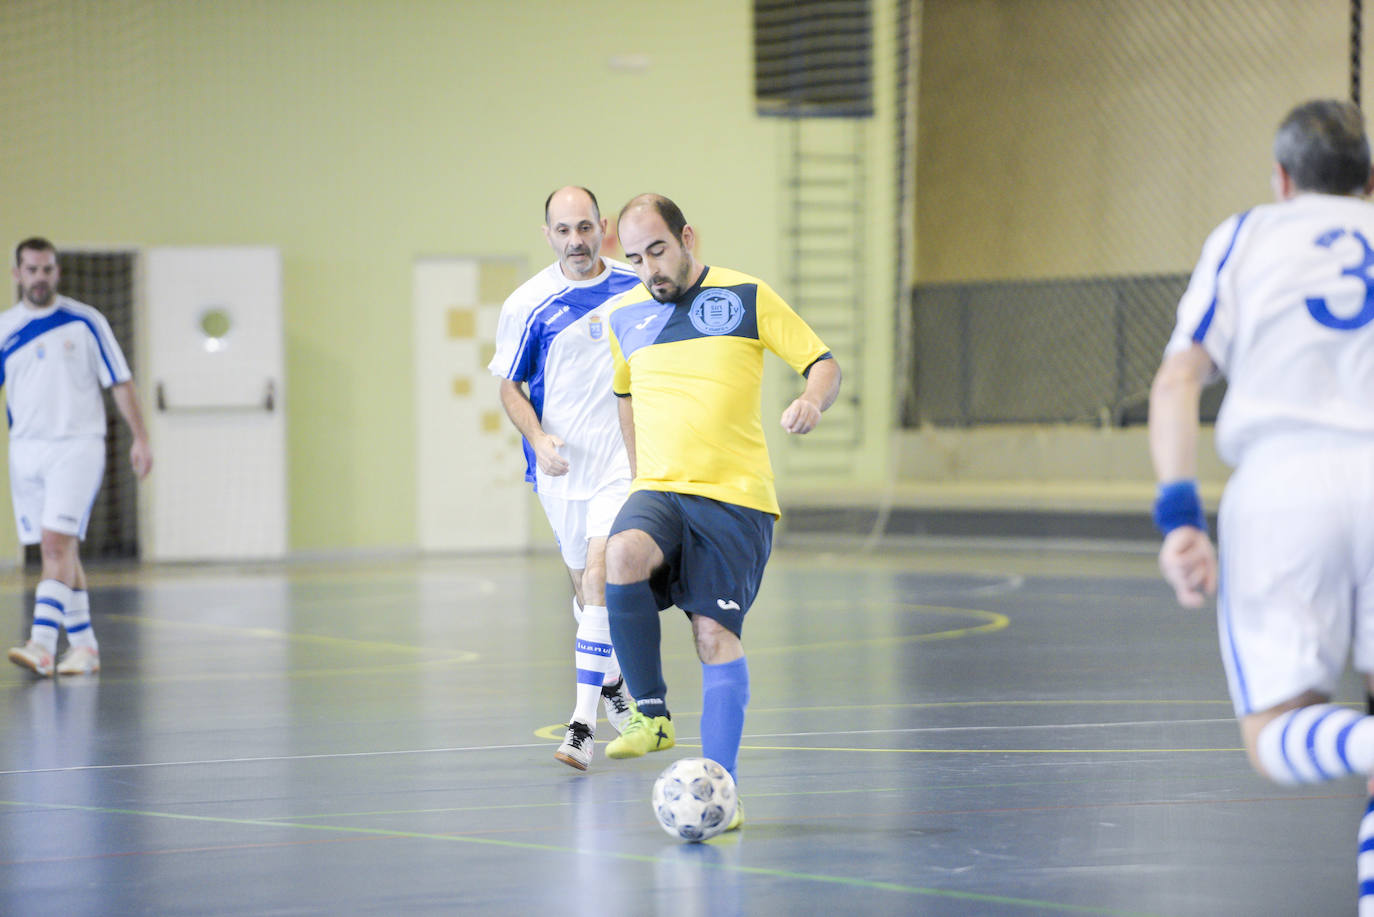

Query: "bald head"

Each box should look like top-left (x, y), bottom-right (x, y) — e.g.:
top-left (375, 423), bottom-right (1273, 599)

top-left (545, 186), bottom-right (600, 225)
top-left (543, 185), bottom-right (607, 281)
top-left (617, 193), bottom-right (687, 243)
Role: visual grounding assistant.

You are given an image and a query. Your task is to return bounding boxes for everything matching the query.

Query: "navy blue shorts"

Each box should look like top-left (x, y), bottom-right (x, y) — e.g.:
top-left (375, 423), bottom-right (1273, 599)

top-left (609, 490), bottom-right (775, 635)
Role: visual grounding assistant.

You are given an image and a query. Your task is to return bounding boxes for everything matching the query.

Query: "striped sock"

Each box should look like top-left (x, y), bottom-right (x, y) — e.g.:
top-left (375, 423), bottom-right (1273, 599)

top-left (571, 604), bottom-right (612, 726)
top-left (63, 589), bottom-right (97, 650)
top-left (1255, 704), bottom-right (1374, 785)
top-left (701, 655), bottom-right (750, 786)
top-left (1360, 798), bottom-right (1374, 916)
top-left (30, 579), bottom-right (70, 654)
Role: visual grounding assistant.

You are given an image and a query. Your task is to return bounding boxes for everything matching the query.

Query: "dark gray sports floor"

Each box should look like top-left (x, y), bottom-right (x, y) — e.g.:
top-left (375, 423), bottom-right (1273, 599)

top-left (0, 539), bottom-right (1366, 916)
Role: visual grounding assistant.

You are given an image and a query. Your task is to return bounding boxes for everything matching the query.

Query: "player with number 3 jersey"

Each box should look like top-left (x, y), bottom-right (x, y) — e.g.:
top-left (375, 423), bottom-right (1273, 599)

top-left (1149, 99), bottom-right (1374, 914)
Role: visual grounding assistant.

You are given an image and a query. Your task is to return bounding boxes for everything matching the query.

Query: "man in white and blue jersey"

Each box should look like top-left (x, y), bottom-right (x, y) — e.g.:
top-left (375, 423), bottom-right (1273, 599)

top-left (488, 186), bottom-right (639, 770)
top-left (4, 237), bottom-right (152, 677)
top-left (1150, 99), bottom-right (1374, 913)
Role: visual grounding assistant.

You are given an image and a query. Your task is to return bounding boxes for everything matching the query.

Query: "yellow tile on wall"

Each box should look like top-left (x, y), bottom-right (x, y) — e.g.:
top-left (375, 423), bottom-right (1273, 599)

top-left (481, 410), bottom-right (503, 433)
top-left (452, 376), bottom-right (471, 396)
top-left (447, 307), bottom-right (476, 339)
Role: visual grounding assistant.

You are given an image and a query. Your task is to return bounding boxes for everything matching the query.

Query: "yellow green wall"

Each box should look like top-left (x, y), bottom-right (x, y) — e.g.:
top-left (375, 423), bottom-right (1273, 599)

top-left (0, 0), bottom-right (901, 554)
top-left (916, 0), bottom-right (1348, 282)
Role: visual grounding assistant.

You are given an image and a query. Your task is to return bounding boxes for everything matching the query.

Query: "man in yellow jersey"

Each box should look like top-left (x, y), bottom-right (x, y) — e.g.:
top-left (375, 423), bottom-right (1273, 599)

top-left (601, 194), bottom-right (842, 831)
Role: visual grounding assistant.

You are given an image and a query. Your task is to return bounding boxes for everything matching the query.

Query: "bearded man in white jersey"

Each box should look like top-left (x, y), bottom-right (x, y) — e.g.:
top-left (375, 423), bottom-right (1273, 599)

top-left (4, 237), bottom-right (152, 677)
top-left (488, 186), bottom-right (640, 770)
top-left (1150, 99), bottom-right (1374, 913)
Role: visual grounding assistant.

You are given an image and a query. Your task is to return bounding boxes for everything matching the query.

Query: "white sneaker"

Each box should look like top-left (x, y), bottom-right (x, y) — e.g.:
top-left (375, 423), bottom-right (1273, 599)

top-left (56, 645), bottom-right (100, 676)
top-left (601, 678), bottom-right (636, 735)
top-left (8, 641), bottom-right (55, 677)
top-left (554, 721), bottom-right (594, 771)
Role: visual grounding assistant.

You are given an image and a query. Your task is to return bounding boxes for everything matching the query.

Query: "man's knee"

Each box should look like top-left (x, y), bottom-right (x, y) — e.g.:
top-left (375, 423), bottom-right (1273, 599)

top-left (606, 530), bottom-right (659, 584)
top-left (1239, 690), bottom-right (1330, 779)
top-left (691, 615), bottom-right (743, 665)
top-left (38, 530), bottom-right (78, 583)
top-left (582, 540), bottom-right (607, 598)
top-left (39, 530), bottom-right (76, 561)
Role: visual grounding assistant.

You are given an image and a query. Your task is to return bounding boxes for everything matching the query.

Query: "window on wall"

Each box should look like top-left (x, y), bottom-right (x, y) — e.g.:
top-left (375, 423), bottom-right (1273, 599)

top-left (754, 0), bottom-right (874, 117)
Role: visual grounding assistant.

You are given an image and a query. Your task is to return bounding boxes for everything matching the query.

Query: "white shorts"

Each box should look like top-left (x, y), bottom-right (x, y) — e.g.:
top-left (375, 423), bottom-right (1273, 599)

top-left (9, 437), bottom-right (106, 545)
top-left (1217, 435), bottom-right (1374, 717)
top-left (537, 478), bottom-right (631, 570)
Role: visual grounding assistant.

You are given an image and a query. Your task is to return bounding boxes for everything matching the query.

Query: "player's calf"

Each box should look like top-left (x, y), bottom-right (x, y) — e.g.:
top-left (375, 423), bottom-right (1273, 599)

top-left (1248, 702), bottom-right (1374, 786)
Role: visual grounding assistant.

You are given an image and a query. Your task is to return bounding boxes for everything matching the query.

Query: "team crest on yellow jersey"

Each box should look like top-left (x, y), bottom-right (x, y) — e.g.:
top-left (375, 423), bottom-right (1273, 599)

top-left (689, 289), bottom-right (745, 335)
top-left (588, 314), bottom-right (604, 340)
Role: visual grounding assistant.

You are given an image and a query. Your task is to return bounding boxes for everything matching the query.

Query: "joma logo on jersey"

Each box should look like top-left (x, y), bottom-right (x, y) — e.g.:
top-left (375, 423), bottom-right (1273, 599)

top-left (588, 315), bottom-right (603, 340)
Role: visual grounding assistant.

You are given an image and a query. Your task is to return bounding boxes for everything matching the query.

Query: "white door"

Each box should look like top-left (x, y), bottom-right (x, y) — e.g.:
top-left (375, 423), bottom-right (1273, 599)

top-left (413, 256), bottom-right (529, 551)
top-left (142, 247), bottom-right (287, 560)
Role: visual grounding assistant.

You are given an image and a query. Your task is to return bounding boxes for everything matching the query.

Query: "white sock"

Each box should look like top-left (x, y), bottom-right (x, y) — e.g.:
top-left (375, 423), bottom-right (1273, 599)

top-left (30, 579), bottom-right (71, 654)
top-left (63, 590), bottom-right (97, 650)
top-left (571, 604), bottom-right (613, 727)
top-left (572, 596), bottom-right (582, 624)
top-left (1360, 798), bottom-right (1374, 915)
top-left (1256, 704), bottom-right (1374, 785)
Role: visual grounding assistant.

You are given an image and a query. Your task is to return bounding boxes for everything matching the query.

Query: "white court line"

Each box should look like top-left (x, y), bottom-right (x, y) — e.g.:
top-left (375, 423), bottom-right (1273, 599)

top-left (0, 718), bottom-right (1234, 778)
top-left (743, 718), bottom-right (1235, 740)
top-left (959, 572), bottom-right (1026, 597)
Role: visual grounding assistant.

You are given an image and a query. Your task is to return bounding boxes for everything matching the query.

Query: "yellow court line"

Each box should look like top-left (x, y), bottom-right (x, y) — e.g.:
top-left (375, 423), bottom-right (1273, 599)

top-left (103, 612), bottom-right (478, 660)
top-left (79, 657), bottom-right (479, 687)
top-left (748, 605), bottom-right (1009, 655)
top-left (532, 725), bottom-right (1243, 755)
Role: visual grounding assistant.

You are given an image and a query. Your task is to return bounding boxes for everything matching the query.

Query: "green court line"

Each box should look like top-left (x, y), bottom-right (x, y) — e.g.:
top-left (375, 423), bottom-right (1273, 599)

top-left (0, 798), bottom-right (1160, 916)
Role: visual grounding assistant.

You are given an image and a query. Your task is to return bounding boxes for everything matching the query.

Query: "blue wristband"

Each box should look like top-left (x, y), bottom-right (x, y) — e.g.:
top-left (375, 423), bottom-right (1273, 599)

top-left (1153, 479), bottom-right (1207, 535)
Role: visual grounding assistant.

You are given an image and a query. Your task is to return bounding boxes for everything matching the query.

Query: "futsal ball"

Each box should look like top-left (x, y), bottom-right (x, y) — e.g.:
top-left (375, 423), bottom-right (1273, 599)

top-left (651, 756), bottom-right (737, 842)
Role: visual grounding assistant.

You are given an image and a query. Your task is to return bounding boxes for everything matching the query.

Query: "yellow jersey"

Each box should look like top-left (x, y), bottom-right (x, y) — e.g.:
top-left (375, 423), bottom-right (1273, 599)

top-left (606, 265), bottom-right (832, 516)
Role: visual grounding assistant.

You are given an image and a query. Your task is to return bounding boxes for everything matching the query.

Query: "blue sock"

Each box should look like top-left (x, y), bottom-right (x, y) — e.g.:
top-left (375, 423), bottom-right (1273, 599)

top-left (606, 581), bottom-right (668, 716)
top-left (701, 655), bottom-right (750, 786)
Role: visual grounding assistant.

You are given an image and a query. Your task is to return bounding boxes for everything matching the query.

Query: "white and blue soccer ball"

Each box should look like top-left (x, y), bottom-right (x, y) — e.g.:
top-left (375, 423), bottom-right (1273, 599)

top-left (651, 756), bottom-right (737, 842)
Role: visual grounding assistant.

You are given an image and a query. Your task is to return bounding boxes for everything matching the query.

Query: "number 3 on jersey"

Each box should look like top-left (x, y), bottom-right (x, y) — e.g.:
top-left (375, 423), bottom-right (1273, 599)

top-left (1306, 228), bottom-right (1374, 330)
